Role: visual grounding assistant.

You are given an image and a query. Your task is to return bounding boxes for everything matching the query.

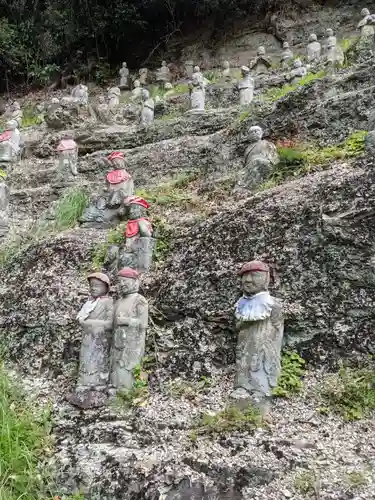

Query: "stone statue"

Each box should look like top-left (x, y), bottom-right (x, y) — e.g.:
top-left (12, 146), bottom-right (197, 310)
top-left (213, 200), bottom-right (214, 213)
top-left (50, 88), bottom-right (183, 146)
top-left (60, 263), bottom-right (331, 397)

top-left (324, 29), bottom-right (344, 67)
top-left (156, 61), bottom-right (171, 85)
top-left (109, 196), bottom-right (155, 273)
top-left (185, 61), bottom-right (194, 78)
top-left (10, 101), bottom-right (23, 127)
top-left (306, 33), bottom-right (322, 62)
top-left (242, 126), bottom-right (279, 190)
top-left (107, 86), bottom-right (121, 110)
top-left (56, 137), bottom-right (78, 176)
top-left (130, 79), bottom-right (142, 102)
top-left (80, 165), bottom-right (133, 228)
top-left (119, 62), bottom-right (130, 89)
top-left (110, 267), bottom-right (148, 391)
top-left (280, 41), bottom-right (293, 69)
top-left (94, 95), bottom-right (111, 123)
top-left (285, 59), bottom-right (307, 84)
top-left (230, 261), bottom-right (283, 415)
top-left (222, 61), bottom-right (231, 82)
top-left (249, 46), bottom-right (272, 75)
top-left (163, 82), bottom-right (175, 100)
top-left (72, 84), bottom-right (89, 105)
top-left (188, 73), bottom-right (205, 112)
top-left (0, 178), bottom-right (10, 243)
top-left (140, 89), bottom-right (155, 127)
top-left (356, 8), bottom-right (375, 60)
top-left (192, 66), bottom-right (209, 86)
top-left (0, 120), bottom-right (21, 163)
top-left (67, 272), bottom-right (114, 409)
top-left (139, 68), bottom-right (148, 85)
top-left (357, 8), bottom-right (375, 37)
top-left (236, 66), bottom-right (254, 106)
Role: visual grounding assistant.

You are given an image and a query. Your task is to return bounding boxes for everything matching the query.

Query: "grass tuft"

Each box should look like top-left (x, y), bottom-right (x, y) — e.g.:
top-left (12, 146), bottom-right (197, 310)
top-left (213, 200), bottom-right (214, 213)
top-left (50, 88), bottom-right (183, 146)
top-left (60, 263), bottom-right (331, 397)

top-left (273, 351), bottom-right (305, 398)
top-left (264, 71), bottom-right (326, 102)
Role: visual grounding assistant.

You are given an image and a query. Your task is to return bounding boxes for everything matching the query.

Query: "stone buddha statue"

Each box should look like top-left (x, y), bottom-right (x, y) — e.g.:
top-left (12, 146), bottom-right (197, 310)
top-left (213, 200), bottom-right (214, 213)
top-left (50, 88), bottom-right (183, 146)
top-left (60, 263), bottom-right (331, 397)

top-left (107, 86), bottom-right (121, 110)
top-left (10, 101), bottom-right (23, 127)
top-left (357, 8), bottom-right (375, 60)
top-left (230, 261), bottom-right (284, 416)
top-left (119, 62), bottom-right (129, 89)
top-left (56, 136), bottom-right (78, 176)
top-left (156, 61), bottom-right (171, 85)
top-left (249, 46), bottom-right (272, 75)
top-left (357, 8), bottom-right (375, 37)
top-left (242, 125), bottom-right (279, 190)
top-left (139, 68), bottom-right (148, 85)
top-left (67, 272), bottom-right (114, 409)
top-left (185, 60), bottom-right (194, 78)
top-left (163, 82), bottom-right (175, 100)
top-left (94, 95), bottom-right (111, 123)
top-left (110, 267), bottom-right (148, 391)
top-left (222, 60), bottom-right (231, 82)
top-left (72, 84), bottom-right (89, 105)
top-left (188, 73), bottom-right (205, 112)
top-left (140, 89), bottom-right (155, 127)
top-left (280, 41), bottom-right (293, 69)
top-left (0, 178), bottom-right (10, 243)
top-left (79, 165), bottom-right (133, 228)
top-left (0, 120), bottom-right (21, 163)
top-left (324, 28), bottom-right (344, 67)
top-left (130, 79), bottom-right (142, 102)
top-left (192, 65), bottom-right (209, 86)
top-left (236, 66), bottom-right (254, 106)
top-left (108, 196), bottom-right (155, 274)
top-left (285, 59), bottom-right (307, 84)
top-left (306, 33), bottom-right (321, 63)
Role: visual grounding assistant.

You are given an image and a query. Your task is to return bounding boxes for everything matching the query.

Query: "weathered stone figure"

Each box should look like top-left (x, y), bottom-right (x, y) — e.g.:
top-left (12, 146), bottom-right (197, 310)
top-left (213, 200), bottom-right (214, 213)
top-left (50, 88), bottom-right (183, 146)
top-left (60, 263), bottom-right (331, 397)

top-left (110, 268), bottom-right (148, 391)
top-left (280, 41), bottom-right (293, 69)
top-left (10, 101), bottom-right (23, 127)
top-left (111, 196), bottom-right (154, 273)
top-left (139, 68), bottom-right (148, 85)
top-left (0, 120), bottom-right (21, 163)
top-left (72, 84), bottom-right (89, 105)
top-left (285, 59), bottom-right (307, 84)
top-left (107, 86), bottom-right (121, 110)
top-left (185, 60), bottom-right (194, 78)
top-left (67, 272), bottom-right (114, 409)
top-left (156, 61), bottom-right (171, 85)
top-left (188, 73), bottom-right (205, 112)
top-left (250, 46), bottom-right (272, 75)
top-left (80, 166), bottom-right (133, 228)
top-left (192, 65), bottom-right (209, 86)
top-left (140, 89), bottom-right (155, 127)
top-left (357, 8), bottom-right (375, 60)
top-left (243, 126), bottom-right (279, 190)
top-left (230, 261), bottom-right (284, 414)
top-left (130, 79), bottom-right (142, 102)
top-left (324, 28), bottom-right (344, 67)
top-left (236, 66), bottom-right (254, 106)
top-left (119, 62), bottom-right (130, 89)
top-left (0, 179), bottom-right (10, 243)
top-left (94, 95), bottom-right (111, 123)
top-left (306, 33), bottom-right (322, 62)
top-left (358, 8), bottom-right (375, 37)
top-left (222, 60), bottom-right (231, 82)
top-left (163, 82), bottom-right (175, 100)
top-left (57, 137), bottom-right (78, 176)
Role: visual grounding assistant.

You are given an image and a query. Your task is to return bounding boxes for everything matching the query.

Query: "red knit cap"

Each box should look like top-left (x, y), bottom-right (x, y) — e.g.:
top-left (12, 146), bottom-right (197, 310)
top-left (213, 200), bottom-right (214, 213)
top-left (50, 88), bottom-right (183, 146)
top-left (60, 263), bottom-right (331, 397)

top-left (106, 169), bottom-right (130, 184)
top-left (118, 267), bottom-right (139, 279)
top-left (107, 151), bottom-right (124, 161)
top-left (125, 196), bottom-right (150, 209)
top-left (238, 260), bottom-right (269, 276)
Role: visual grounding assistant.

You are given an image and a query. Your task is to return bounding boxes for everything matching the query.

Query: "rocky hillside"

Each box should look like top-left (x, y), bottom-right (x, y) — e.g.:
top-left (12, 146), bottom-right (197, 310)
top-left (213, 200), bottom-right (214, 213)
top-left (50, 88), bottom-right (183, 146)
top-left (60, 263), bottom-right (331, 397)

top-left (1, 3), bottom-right (375, 500)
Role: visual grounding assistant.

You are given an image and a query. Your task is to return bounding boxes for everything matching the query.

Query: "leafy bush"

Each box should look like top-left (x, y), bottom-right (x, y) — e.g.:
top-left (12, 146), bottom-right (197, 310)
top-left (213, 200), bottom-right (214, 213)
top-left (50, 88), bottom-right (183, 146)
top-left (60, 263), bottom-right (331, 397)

top-left (273, 351), bottom-right (306, 397)
top-left (319, 365), bottom-right (375, 421)
top-left (0, 363), bottom-right (52, 499)
top-left (264, 71), bottom-right (326, 102)
top-left (192, 405), bottom-right (262, 437)
top-left (116, 363), bottom-right (149, 408)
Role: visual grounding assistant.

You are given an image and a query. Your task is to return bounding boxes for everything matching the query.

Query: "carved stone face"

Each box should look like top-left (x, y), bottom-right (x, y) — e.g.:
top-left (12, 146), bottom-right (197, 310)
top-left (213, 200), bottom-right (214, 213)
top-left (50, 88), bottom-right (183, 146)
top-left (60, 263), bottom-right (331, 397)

top-left (241, 271), bottom-right (269, 296)
top-left (142, 89), bottom-right (150, 101)
top-left (223, 61), bottom-right (230, 69)
top-left (123, 62), bottom-right (127, 68)
top-left (98, 95), bottom-right (105, 104)
top-left (362, 8), bottom-right (370, 17)
top-left (128, 203), bottom-right (146, 220)
top-left (326, 29), bottom-right (333, 37)
top-left (283, 42), bottom-right (289, 49)
top-left (193, 65), bottom-right (200, 73)
top-left (309, 33), bottom-right (317, 42)
top-left (118, 276), bottom-right (139, 295)
top-left (248, 126), bottom-right (263, 142)
top-left (162, 61), bottom-right (167, 67)
top-left (257, 46), bottom-right (266, 56)
top-left (89, 278), bottom-right (108, 298)
top-left (134, 80), bottom-right (140, 88)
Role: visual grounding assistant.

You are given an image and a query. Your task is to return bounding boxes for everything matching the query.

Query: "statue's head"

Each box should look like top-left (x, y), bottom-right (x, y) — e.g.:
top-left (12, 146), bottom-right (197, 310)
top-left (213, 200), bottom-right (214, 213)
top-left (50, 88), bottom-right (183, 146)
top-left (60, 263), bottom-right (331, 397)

top-left (122, 61), bottom-right (127, 67)
top-left (125, 195), bottom-right (150, 219)
top-left (293, 59), bottom-right (302, 68)
top-left (326, 28), bottom-right (334, 36)
top-left (162, 61), bottom-right (167, 67)
top-left (107, 151), bottom-right (125, 170)
top-left (248, 125), bottom-right (263, 142)
top-left (87, 272), bottom-right (110, 297)
top-left (6, 120), bottom-right (18, 131)
top-left (257, 46), bottom-right (266, 56)
top-left (239, 261), bottom-right (270, 296)
top-left (134, 79), bottom-right (140, 88)
top-left (309, 33), bottom-right (317, 42)
top-left (283, 41), bottom-right (290, 49)
top-left (117, 267), bottom-right (140, 295)
top-left (98, 95), bottom-right (105, 104)
top-left (223, 60), bottom-right (230, 69)
top-left (361, 8), bottom-right (370, 17)
top-left (141, 88), bottom-right (150, 101)
top-left (193, 65), bottom-right (200, 73)
top-left (164, 82), bottom-right (173, 90)
top-left (191, 73), bottom-right (200, 86)
top-left (13, 101), bottom-right (20, 110)
top-left (240, 65), bottom-right (250, 77)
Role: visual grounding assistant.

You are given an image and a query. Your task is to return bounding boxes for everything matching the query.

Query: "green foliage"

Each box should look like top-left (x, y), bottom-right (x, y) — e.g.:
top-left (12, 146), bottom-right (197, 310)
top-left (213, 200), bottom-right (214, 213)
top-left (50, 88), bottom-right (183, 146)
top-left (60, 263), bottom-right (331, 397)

top-left (345, 471), bottom-right (368, 488)
top-left (294, 470), bottom-right (316, 495)
top-left (0, 168), bottom-right (6, 179)
top-left (0, 363), bottom-right (52, 499)
top-left (192, 405), bottom-right (262, 437)
top-left (264, 71), bottom-right (326, 102)
top-left (136, 172), bottom-right (198, 207)
top-left (273, 351), bottom-right (305, 398)
top-left (21, 104), bottom-right (44, 128)
top-left (116, 362), bottom-right (149, 408)
top-left (171, 84), bottom-right (189, 95)
top-left (203, 70), bottom-right (219, 83)
top-left (52, 187), bottom-right (89, 232)
top-left (91, 224), bottom-right (126, 271)
top-left (319, 365), bottom-right (375, 421)
top-left (153, 218), bottom-right (172, 263)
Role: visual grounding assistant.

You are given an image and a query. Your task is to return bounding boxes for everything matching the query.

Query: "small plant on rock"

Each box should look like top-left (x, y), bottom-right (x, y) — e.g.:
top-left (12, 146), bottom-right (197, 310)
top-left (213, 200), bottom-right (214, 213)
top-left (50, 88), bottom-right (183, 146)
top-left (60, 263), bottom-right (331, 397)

top-left (273, 350), bottom-right (306, 397)
top-left (264, 71), bottom-right (326, 102)
top-left (319, 364), bottom-right (375, 421)
top-left (116, 362), bottom-right (149, 408)
top-left (294, 470), bottom-right (316, 495)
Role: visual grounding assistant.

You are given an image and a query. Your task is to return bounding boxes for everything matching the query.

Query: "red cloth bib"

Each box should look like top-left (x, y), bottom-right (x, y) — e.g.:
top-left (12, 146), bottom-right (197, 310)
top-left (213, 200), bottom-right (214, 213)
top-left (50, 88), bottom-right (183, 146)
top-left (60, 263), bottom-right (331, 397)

top-left (125, 218), bottom-right (151, 238)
